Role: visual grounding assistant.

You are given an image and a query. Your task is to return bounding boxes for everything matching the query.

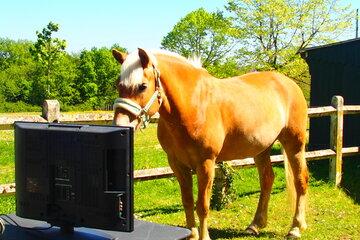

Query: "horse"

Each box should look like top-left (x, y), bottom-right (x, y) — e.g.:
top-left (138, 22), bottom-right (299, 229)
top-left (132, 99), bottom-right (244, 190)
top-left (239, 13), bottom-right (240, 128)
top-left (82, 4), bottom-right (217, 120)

top-left (111, 48), bottom-right (309, 240)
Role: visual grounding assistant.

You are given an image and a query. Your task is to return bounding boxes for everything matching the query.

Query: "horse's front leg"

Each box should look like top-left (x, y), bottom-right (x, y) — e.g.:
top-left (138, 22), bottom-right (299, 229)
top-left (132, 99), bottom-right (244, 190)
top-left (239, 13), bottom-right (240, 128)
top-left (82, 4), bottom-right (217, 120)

top-left (196, 159), bottom-right (215, 240)
top-left (168, 155), bottom-right (199, 240)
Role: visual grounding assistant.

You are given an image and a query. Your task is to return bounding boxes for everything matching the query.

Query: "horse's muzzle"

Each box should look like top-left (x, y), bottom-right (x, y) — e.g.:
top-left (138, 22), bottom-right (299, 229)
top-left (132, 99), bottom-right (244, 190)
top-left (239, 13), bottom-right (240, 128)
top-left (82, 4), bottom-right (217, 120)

top-left (113, 111), bottom-right (140, 129)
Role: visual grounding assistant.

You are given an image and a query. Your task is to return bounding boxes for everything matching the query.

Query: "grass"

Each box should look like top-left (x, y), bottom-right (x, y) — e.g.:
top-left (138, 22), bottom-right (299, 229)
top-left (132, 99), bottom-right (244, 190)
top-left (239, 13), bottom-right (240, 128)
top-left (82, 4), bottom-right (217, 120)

top-left (0, 130), bottom-right (14, 184)
top-left (133, 124), bottom-right (168, 169)
top-left (1, 123), bottom-right (360, 239)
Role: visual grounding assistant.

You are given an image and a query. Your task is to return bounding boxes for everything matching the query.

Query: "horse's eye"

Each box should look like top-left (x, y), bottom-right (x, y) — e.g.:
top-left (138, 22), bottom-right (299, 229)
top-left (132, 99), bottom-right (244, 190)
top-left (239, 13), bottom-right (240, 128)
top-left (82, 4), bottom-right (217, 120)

top-left (138, 83), bottom-right (147, 92)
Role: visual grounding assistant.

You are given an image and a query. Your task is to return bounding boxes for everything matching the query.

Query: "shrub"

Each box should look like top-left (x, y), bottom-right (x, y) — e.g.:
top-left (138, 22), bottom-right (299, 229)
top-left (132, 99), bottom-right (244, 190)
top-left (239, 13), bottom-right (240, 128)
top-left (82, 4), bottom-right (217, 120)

top-left (0, 101), bottom-right (41, 113)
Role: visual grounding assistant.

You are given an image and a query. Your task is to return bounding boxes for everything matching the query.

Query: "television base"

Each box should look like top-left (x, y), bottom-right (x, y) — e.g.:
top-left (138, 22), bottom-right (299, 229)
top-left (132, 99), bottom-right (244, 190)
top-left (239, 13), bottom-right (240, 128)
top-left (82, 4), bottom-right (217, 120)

top-left (0, 214), bottom-right (191, 240)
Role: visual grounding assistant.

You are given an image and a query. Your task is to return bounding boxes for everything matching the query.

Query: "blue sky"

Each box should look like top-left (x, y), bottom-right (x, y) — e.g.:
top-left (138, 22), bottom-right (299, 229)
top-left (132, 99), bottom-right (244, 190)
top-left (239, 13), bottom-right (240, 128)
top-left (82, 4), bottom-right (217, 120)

top-left (0, 0), bottom-right (359, 53)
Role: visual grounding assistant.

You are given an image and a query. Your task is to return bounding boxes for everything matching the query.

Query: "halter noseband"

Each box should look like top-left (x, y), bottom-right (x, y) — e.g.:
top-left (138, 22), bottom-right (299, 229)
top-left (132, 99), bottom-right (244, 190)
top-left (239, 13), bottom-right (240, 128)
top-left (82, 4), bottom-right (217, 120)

top-left (113, 65), bottom-right (163, 129)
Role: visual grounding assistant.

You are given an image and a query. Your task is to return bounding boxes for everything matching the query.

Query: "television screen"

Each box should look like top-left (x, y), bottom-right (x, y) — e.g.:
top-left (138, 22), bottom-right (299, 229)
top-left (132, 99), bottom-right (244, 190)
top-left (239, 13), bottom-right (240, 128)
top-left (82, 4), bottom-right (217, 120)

top-left (14, 122), bottom-right (134, 232)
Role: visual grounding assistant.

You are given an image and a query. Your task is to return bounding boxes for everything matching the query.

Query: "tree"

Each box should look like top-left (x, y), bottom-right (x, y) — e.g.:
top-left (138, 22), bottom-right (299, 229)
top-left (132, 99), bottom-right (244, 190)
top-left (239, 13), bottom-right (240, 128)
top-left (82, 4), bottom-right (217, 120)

top-left (52, 53), bottom-right (79, 106)
top-left (0, 38), bottom-right (35, 103)
top-left (206, 57), bottom-right (244, 78)
top-left (30, 21), bottom-right (67, 101)
top-left (76, 47), bottom-right (122, 108)
top-left (77, 50), bottom-right (97, 101)
top-left (226, 0), bottom-right (354, 99)
top-left (161, 8), bottom-right (240, 67)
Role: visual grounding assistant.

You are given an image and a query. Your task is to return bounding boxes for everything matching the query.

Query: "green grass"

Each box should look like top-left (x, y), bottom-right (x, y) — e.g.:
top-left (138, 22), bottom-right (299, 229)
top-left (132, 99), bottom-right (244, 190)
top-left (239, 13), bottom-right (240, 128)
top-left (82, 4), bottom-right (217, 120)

top-left (0, 130), bottom-right (15, 184)
top-left (133, 124), bottom-right (168, 169)
top-left (1, 123), bottom-right (360, 239)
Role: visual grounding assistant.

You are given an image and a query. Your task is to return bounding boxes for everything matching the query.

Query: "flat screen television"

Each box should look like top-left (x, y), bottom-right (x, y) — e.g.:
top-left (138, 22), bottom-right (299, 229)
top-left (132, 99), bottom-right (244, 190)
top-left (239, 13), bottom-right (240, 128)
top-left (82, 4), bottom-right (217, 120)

top-left (14, 122), bottom-right (134, 233)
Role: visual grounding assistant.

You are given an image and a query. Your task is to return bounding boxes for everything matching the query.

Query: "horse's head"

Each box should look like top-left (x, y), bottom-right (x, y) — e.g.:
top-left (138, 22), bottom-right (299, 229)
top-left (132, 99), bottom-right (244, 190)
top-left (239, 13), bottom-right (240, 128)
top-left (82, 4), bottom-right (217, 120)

top-left (112, 48), bottom-right (163, 129)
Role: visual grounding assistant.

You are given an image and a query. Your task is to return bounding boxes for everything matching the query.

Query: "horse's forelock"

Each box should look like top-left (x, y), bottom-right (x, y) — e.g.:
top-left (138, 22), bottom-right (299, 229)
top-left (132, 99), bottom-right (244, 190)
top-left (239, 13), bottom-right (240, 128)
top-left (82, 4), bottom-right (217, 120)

top-left (120, 51), bottom-right (144, 88)
top-left (120, 50), bottom-right (160, 90)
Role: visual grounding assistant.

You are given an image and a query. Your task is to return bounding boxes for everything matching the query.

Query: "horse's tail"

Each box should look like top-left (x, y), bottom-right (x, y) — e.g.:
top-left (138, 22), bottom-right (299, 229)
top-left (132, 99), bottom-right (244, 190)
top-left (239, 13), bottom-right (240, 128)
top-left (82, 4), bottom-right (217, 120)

top-left (283, 149), bottom-right (296, 212)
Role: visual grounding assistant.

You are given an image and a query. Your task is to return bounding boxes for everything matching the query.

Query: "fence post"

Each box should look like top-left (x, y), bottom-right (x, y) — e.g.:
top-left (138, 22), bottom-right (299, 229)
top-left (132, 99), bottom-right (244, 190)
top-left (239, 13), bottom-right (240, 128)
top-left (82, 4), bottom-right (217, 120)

top-left (42, 100), bottom-right (60, 123)
top-left (329, 96), bottom-right (344, 187)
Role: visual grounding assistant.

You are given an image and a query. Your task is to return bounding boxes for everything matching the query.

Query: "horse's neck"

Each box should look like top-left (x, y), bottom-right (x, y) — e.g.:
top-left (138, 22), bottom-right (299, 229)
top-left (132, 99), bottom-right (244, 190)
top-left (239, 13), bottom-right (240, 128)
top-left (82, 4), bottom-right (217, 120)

top-left (157, 57), bottom-right (214, 124)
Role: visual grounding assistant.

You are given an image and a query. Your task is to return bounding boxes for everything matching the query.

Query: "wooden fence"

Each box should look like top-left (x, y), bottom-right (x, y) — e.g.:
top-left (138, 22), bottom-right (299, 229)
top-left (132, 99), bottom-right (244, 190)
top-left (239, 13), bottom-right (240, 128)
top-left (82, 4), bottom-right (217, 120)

top-left (1, 96), bottom-right (360, 195)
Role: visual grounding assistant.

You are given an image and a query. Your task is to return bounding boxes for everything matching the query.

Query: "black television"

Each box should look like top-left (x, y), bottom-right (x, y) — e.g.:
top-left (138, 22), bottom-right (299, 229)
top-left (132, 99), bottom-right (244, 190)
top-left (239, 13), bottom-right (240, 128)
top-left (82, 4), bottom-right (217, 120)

top-left (14, 122), bottom-right (134, 233)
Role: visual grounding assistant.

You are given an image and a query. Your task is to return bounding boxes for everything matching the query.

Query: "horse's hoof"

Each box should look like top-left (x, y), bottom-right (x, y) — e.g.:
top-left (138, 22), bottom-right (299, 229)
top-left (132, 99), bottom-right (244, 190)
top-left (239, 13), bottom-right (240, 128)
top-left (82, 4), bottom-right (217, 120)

top-left (245, 225), bottom-right (259, 236)
top-left (286, 227), bottom-right (301, 239)
top-left (187, 227), bottom-right (199, 240)
top-left (187, 235), bottom-right (199, 240)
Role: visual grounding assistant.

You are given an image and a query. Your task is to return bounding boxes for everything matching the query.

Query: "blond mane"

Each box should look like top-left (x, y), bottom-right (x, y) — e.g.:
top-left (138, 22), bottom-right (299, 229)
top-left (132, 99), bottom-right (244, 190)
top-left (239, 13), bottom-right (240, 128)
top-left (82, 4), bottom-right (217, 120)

top-left (119, 49), bottom-right (203, 89)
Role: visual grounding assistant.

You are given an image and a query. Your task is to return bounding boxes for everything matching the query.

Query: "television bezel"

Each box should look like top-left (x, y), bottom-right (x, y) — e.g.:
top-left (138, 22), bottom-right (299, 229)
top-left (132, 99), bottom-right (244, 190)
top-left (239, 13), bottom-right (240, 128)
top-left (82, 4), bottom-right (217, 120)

top-left (14, 121), bottom-right (134, 232)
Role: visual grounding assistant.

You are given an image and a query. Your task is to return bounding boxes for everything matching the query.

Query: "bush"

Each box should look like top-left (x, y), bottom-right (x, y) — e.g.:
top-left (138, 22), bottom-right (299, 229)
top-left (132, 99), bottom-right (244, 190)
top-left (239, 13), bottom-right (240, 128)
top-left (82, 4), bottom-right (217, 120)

top-left (0, 101), bottom-right (41, 113)
top-left (60, 101), bottom-right (95, 112)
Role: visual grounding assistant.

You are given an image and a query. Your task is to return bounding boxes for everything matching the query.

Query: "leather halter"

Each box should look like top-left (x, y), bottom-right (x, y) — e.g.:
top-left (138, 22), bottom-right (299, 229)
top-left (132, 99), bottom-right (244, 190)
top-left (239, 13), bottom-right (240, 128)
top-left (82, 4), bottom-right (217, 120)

top-left (113, 65), bottom-right (163, 129)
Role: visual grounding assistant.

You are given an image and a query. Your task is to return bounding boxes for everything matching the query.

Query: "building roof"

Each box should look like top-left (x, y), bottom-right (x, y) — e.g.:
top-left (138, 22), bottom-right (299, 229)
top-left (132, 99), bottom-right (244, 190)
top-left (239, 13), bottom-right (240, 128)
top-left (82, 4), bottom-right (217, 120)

top-left (300, 38), bottom-right (360, 66)
top-left (301, 38), bottom-right (360, 53)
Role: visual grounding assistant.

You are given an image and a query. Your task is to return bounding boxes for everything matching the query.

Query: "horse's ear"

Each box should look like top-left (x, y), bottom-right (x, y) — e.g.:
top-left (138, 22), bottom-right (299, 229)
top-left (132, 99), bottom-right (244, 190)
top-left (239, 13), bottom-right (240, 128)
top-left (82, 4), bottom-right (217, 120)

top-left (112, 49), bottom-right (127, 64)
top-left (138, 48), bottom-right (152, 69)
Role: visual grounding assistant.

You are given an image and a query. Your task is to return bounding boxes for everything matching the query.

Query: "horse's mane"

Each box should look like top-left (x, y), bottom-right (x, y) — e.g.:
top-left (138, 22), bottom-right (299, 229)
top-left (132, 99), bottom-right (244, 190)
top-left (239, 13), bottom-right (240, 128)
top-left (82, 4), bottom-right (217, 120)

top-left (151, 49), bottom-right (203, 69)
top-left (119, 49), bottom-right (203, 89)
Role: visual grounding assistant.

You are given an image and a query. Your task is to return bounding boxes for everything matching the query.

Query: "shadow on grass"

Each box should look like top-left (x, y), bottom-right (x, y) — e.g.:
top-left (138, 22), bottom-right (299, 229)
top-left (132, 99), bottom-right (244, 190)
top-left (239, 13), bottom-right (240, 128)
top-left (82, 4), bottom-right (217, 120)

top-left (136, 204), bottom-right (183, 218)
top-left (209, 227), bottom-right (278, 239)
top-left (237, 186), bottom-right (286, 199)
top-left (341, 157), bottom-right (360, 204)
top-left (308, 156), bottom-right (360, 204)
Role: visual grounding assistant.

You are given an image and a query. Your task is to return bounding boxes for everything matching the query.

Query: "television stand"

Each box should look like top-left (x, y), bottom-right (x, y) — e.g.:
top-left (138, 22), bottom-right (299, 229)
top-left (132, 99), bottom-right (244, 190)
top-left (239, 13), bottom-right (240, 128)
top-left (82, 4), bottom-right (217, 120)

top-left (59, 223), bottom-right (74, 234)
top-left (0, 214), bottom-right (191, 240)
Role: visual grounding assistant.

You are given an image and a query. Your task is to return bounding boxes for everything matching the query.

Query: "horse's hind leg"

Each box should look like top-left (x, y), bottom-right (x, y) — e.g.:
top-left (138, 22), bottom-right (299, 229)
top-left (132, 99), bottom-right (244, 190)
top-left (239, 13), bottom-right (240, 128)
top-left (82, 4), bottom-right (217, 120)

top-left (168, 155), bottom-right (199, 240)
top-left (280, 131), bottom-right (309, 238)
top-left (246, 147), bottom-right (274, 235)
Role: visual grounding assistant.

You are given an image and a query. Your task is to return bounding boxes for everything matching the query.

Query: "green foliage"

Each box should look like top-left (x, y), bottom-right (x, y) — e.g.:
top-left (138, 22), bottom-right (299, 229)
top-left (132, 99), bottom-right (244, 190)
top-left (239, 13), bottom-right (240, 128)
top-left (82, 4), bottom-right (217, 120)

top-left (0, 101), bottom-right (41, 113)
top-left (225, 0), bottom-right (354, 99)
top-left (29, 22), bottom-right (66, 72)
top-left (211, 162), bottom-right (236, 210)
top-left (161, 8), bottom-right (240, 68)
top-left (226, 0), bottom-right (353, 69)
top-left (76, 47), bottom-right (121, 109)
top-left (206, 57), bottom-right (244, 78)
top-left (59, 102), bottom-right (95, 112)
top-left (0, 39), bottom-right (36, 103)
top-left (0, 26), bottom-right (125, 112)
top-left (29, 22), bottom-right (68, 103)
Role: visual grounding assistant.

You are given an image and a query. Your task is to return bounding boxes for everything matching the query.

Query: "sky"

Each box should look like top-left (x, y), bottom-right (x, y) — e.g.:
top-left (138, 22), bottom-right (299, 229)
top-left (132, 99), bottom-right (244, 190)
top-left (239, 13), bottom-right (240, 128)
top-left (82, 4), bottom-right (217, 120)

top-left (1, 0), bottom-right (359, 54)
top-left (0, 0), bottom-right (226, 53)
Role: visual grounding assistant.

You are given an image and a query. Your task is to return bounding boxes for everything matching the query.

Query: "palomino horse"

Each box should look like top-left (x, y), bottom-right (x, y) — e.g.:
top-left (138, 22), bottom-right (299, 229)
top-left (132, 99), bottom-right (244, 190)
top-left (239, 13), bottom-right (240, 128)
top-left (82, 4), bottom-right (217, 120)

top-left (112, 48), bottom-right (309, 239)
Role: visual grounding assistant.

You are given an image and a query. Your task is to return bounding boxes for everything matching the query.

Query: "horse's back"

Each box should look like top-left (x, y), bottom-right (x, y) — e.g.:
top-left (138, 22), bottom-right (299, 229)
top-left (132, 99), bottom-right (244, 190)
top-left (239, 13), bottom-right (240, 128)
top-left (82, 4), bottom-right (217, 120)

top-left (235, 71), bottom-right (304, 98)
top-left (229, 71), bottom-right (307, 122)
top-left (218, 71), bottom-right (306, 123)
top-left (215, 71), bottom-right (307, 160)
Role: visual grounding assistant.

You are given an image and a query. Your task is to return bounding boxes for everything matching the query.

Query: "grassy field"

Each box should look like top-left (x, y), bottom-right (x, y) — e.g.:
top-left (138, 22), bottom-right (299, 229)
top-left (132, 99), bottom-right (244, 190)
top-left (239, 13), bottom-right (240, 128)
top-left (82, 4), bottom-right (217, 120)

top-left (1, 124), bottom-right (360, 239)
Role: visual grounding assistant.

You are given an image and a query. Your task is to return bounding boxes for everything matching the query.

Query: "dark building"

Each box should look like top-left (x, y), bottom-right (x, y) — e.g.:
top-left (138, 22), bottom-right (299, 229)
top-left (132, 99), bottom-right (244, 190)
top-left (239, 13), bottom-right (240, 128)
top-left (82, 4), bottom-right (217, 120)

top-left (301, 38), bottom-right (360, 150)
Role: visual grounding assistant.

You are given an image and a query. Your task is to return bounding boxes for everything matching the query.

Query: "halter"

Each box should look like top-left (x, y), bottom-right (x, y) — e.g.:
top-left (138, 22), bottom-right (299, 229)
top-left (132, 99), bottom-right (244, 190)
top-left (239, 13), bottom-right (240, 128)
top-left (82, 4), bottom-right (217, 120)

top-left (113, 65), bottom-right (163, 129)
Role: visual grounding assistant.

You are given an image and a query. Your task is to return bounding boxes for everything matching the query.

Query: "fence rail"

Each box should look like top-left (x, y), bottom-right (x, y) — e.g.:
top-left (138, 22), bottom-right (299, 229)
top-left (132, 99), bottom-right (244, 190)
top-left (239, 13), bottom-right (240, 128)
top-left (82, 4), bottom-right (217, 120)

top-left (1, 96), bottom-right (360, 195)
top-left (0, 112), bottom-right (114, 130)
